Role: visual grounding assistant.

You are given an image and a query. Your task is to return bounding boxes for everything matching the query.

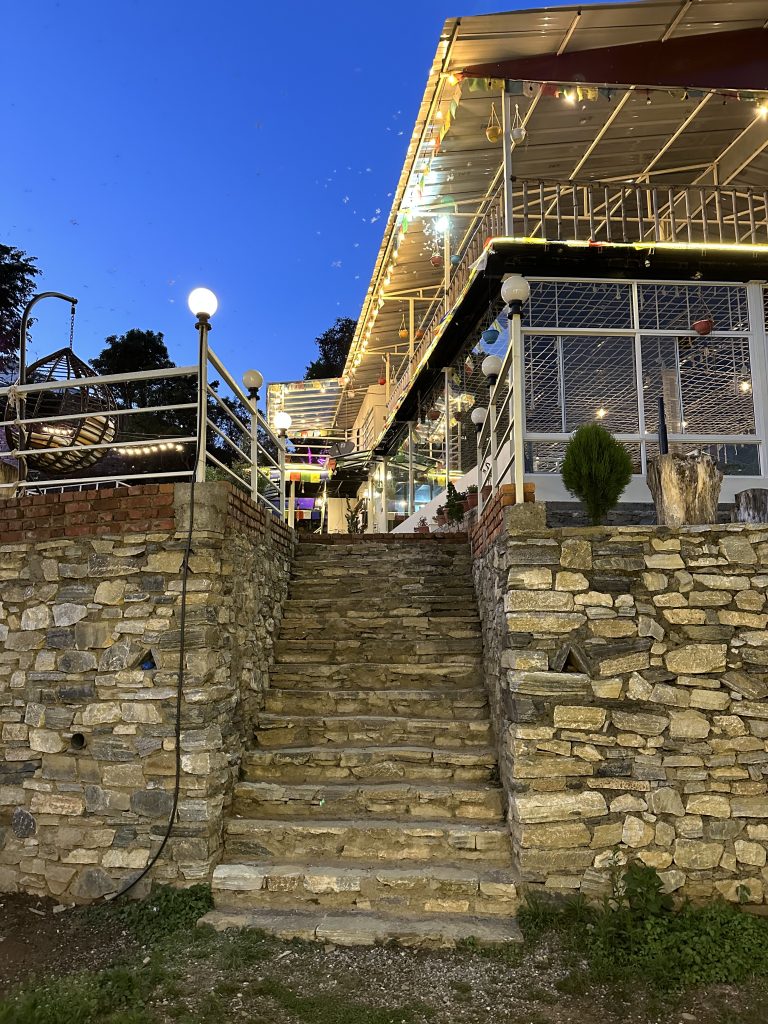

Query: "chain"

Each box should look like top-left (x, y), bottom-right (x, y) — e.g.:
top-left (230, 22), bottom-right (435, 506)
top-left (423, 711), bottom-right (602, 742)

top-left (69, 303), bottom-right (76, 350)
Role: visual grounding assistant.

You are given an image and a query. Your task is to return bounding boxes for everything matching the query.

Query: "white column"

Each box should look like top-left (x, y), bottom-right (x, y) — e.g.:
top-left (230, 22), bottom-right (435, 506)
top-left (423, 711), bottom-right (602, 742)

top-left (501, 84), bottom-right (514, 235)
top-left (747, 282), bottom-right (768, 477)
top-left (194, 319), bottom-right (210, 483)
top-left (443, 368), bottom-right (451, 485)
top-left (407, 422), bottom-right (415, 515)
top-left (511, 309), bottom-right (526, 503)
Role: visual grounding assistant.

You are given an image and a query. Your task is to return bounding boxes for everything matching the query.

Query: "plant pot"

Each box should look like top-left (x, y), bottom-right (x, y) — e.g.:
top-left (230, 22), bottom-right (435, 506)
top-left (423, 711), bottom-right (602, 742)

top-left (692, 318), bottom-right (714, 336)
top-left (481, 328), bottom-right (500, 345)
top-left (481, 485), bottom-right (491, 501)
top-left (414, 525), bottom-right (430, 534)
top-left (430, 253), bottom-right (444, 269)
top-left (465, 492), bottom-right (478, 509)
top-left (485, 124), bottom-right (502, 143)
top-left (435, 513), bottom-right (448, 526)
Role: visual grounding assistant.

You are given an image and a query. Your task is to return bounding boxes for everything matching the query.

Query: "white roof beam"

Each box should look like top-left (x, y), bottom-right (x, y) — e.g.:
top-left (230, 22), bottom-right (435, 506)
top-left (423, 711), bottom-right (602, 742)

top-left (694, 116), bottom-right (768, 186)
top-left (570, 88), bottom-right (634, 179)
top-left (557, 10), bottom-right (582, 55)
top-left (661, 0), bottom-right (692, 41)
top-left (639, 91), bottom-right (714, 180)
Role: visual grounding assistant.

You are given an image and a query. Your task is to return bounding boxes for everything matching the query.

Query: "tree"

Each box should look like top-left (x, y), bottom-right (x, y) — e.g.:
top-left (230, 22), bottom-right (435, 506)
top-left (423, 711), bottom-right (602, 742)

top-left (0, 244), bottom-right (40, 379)
top-left (561, 423), bottom-right (633, 525)
top-left (305, 317), bottom-right (356, 379)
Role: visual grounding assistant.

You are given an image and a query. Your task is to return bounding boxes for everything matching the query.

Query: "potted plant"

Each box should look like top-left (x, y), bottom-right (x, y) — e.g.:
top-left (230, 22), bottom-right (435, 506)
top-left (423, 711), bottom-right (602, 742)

top-left (561, 423), bottom-right (633, 525)
top-left (414, 516), bottom-right (430, 535)
top-left (433, 504), bottom-right (447, 527)
top-left (465, 484), bottom-right (479, 510)
top-left (444, 482), bottom-right (465, 525)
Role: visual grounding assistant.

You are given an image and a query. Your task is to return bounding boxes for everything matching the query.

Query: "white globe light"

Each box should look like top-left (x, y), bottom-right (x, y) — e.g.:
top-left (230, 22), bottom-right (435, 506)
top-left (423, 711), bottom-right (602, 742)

top-left (501, 274), bottom-right (531, 305)
top-left (242, 369), bottom-right (264, 391)
top-left (470, 406), bottom-right (487, 426)
top-left (274, 411), bottom-right (292, 432)
top-left (187, 287), bottom-right (218, 318)
top-left (482, 355), bottom-right (503, 379)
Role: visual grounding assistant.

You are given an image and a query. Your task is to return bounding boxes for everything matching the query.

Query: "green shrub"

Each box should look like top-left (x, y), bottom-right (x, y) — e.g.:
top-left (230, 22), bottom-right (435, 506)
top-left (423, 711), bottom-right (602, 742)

top-left (444, 482), bottom-right (464, 524)
top-left (561, 423), bottom-right (633, 525)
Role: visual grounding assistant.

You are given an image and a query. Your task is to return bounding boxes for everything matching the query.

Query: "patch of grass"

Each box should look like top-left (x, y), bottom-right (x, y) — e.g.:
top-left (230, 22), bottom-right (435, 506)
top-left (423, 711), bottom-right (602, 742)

top-left (455, 935), bottom-right (522, 965)
top-left (520, 862), bottom-right (768, 992)
top-left (250, 977), bottom-right (432, 1024)
top-left (0, 958), bottom-right (167, 1024)
top-left (87, 883), bottom-right (214, 946)
top-left (215, 926), bottom-right (280, 969)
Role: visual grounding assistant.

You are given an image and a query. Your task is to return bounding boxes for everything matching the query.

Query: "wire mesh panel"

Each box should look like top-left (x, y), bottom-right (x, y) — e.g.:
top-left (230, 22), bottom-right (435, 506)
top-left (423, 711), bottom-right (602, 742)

top-left (638, 284), bottom-right (750, 332)
top-left (525, 441), bottom-right (642, 475)
top-left (524, 280), bottom-right (633, 330)
top-left (525, 335), bottom-right (562, 433)
top-left (562, 335), bottom-right (639, 433)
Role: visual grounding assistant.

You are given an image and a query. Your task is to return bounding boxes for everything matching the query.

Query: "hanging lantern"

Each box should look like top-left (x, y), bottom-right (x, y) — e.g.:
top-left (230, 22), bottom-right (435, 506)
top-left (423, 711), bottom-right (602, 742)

top-left (510, 103), bottom-right (527, 143)
top-left (398, 313), bottom-right (408, 340)
top-left (485, 103), bottom-right (502, 143)
top-left (5, 348), bottom-right (117, 476)
top-left (430, 252), bottom-right (444, 269)
top-left (692, 317), bottom-right (714, 336)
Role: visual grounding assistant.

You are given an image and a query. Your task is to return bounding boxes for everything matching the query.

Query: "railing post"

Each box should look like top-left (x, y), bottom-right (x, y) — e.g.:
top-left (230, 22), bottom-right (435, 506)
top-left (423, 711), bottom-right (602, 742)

top-left (443, 368), bottom-right (452, 485)
top-left (249, 402), bottom-right (259, 501)
top-left (407, 421), bottom-right (415, 516)
top-left (279, 436), bottom-right (286, 521)
top-left (195, 317), bottom-right (211, 484)
top-left (511, 307), bottom-right (526, 504)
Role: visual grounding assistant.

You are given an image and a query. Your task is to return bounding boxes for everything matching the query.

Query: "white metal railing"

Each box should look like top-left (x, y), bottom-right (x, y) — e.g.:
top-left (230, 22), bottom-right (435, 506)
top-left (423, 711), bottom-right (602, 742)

top-left (388, 182), bottom-right (505, 414)
top-left (509, 179), bottom-right (768, 246)
top-left (0, 338), bottom-right (287, 517)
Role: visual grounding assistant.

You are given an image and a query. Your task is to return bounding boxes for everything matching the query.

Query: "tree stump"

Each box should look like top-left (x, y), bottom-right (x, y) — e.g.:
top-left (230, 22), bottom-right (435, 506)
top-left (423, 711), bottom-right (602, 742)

top-left (646, 452), bottom-right (723, 528)
top-left (733, 489), bottom-right (768, 524)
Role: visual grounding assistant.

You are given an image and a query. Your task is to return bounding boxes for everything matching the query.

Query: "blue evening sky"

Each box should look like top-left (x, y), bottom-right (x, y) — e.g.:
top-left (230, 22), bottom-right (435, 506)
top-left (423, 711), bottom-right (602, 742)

top-left (1, 1), bottom-right (598, 386)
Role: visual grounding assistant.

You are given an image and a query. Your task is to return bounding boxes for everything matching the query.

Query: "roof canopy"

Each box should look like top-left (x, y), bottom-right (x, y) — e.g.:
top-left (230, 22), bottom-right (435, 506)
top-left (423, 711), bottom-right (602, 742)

top-left (335, 0), bottom-right (768, 435)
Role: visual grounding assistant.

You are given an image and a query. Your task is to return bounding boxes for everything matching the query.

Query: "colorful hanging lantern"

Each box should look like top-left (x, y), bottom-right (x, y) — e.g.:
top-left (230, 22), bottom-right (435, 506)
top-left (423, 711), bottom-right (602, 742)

top-left (485, 103), bottom-right (502, 143)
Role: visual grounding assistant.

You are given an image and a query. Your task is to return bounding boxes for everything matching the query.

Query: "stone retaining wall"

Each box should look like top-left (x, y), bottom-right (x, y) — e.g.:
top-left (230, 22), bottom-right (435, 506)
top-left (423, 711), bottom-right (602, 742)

top-left (472, 504), bottom-right (768, 904)
top-left (0, 482), bottom-right (294, 900)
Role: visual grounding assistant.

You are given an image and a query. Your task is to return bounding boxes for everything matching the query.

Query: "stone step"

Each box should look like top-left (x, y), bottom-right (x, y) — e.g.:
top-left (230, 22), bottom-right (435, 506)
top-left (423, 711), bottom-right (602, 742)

top-left (274, 638), bottom-right (482, 665)
top-left (290, 566), bottom-right (472, 582)
top-left (262, 687), bottom-right (489, 720)
top-left (287, 582), bottom-right (477, 601)
top-left (278, 616), bottom-right (480, 641)
top-left (296, 540), bottom-right (469, 556)
top-left (242, 746), bottom-right (498, 784)
top-left (281, 597), bottom-right (478, 616)
top-left (232, 780), bottom-right (504, 822)
top-left (223, 817), bottom-right (513, 866)
top-left (211, 862), bottom-right (519, 918)
top-left (269, 661), bottom-right (483, 691)
top-left (255, 714), bottom-right (492, 750)
top-left (198, 907), bottom-right (522, 949)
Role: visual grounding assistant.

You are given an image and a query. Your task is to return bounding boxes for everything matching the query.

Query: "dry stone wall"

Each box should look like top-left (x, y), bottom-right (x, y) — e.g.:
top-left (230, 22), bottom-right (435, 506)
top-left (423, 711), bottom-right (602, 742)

top-left (0, 482), bottom-right (294, 901)
top-left (472, 505), bottom-right (768, 904)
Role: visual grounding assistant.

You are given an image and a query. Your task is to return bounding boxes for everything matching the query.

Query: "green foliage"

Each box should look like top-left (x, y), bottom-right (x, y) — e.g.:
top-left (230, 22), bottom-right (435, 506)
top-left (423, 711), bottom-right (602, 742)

top-left (305, 316), bottom-right (356, 380)
top-left (0, 243), bottom-right (39, 378)
top-left (248, 978), bottom-right (429, 1024)
top-left (519, 862), bottom-right (768, 992)
top-left (561, 422), bottom-right (633, 525)
top-left (444, 482), bottom-right (464, 524)
top-left (87, 884), bottom-right (213, 946)
top-left (345, 498), bottom-right (365, 533)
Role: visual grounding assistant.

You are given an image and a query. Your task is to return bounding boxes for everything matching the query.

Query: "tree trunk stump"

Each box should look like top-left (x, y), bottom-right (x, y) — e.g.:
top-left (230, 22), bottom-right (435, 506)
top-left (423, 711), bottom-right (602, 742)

top-left (646, 452), bottom-right (723, 528)
top-left (733, 489), bottom-right (768, 524)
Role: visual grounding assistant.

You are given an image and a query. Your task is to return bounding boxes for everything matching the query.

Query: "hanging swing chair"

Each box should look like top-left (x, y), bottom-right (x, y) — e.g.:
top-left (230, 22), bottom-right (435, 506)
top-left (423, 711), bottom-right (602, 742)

top-left (6, 304), bottom-right (117, 476)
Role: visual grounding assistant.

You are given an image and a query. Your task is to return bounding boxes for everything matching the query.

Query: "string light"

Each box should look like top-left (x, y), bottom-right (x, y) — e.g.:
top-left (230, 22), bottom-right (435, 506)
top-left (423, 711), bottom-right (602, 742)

top-left (42, 425), bottom-right (74, 438)
top-left (596, 407), bottom-right (608, 420)
top-left (116, 443), bottom-right (184, 456)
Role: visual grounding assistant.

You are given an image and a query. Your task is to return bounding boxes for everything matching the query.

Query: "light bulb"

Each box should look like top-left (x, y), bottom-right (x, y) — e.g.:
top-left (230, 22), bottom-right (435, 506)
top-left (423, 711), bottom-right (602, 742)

top-left (435, 216), bottom-right (450, 234)
top-left (187, 287), bottom-right (218, 318)
top-left (275, 411), bottom-right (292, 432)
top-left (242, 369), bottom-right (264, 392)
top-left (470, 406), bottom-right (487, 426)
top-left (596, 407), bottom-right (608, 419)
top-left (501, 274), bottom-right (531, 305)
top-left (481, 355), bottom-right (503, 380)
top-left (739, 378), bottom-right (752, 393)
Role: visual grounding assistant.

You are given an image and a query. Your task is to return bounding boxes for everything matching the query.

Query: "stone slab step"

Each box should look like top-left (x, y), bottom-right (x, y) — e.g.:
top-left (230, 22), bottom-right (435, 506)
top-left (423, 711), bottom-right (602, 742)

top-left (232, 780), bottom-right (504, 822)
top-left (287, 584), bottom-right (477, 602)
top-left (211, 862), bottom-right (519, 917)
top-left (274, 638), bottom-right (482, 665)
top-left (262, 688), bottom-right (488, 720)
top-left (242, 746), bottom-right (498, 784)
top-left (198, 907), bottom-right (522, 949)
top-left (282, 597), bottom-right (478, 616)
top-left (255, 714), bottom-right (492, 750)
top-left (269, 662), bottom-right (483, 691)
top-left (278, 617), bottom-right (480, 641)
top-left (224, 818), bottom-right (513, 865)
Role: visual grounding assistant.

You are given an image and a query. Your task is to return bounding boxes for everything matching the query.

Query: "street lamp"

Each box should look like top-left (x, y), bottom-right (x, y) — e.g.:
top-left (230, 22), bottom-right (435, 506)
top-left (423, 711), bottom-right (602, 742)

top-left (481, 354), bottom-right (502, 386)
top-left (500, 273), bottom-right (530, 504)
top-left (275, 411), bottom-right (292, 437)
top-left (470, 406), bottom-right (487, 431)
top-left (242, 368), bottom-right (263, 401)
top-left (188, 288), bottom-right (217, 484)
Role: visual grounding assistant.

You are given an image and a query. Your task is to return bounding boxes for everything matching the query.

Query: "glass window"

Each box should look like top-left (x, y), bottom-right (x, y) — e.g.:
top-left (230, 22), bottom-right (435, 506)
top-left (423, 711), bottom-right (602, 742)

top-left (562, 335), bottom-right (638, 433)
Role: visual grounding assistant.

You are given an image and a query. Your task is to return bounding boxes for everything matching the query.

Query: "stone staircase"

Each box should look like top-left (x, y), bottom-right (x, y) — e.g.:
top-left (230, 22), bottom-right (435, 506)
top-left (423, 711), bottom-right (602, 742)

top-left (201, 536), bottom-right (520, 947)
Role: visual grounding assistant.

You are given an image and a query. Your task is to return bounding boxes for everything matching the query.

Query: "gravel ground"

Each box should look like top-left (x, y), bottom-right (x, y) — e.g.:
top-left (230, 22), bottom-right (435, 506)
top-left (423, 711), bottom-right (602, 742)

top-left (0, 893), bottom-right (765, 1024)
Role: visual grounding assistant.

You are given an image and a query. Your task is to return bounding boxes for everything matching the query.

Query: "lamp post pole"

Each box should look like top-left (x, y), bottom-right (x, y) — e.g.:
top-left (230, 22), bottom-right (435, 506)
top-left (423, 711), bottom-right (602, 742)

top-left (243, 370), bottom-right (265, 504)
top-left (500, 275), bottom-right (531, 504)
top-left (187, 288), bottom-right (219, 486)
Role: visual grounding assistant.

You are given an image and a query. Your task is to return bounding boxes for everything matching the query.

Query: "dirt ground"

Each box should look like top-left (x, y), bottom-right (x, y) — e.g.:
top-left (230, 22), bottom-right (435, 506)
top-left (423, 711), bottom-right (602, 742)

top-left (0, 892), bottom-right (766, 1024)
